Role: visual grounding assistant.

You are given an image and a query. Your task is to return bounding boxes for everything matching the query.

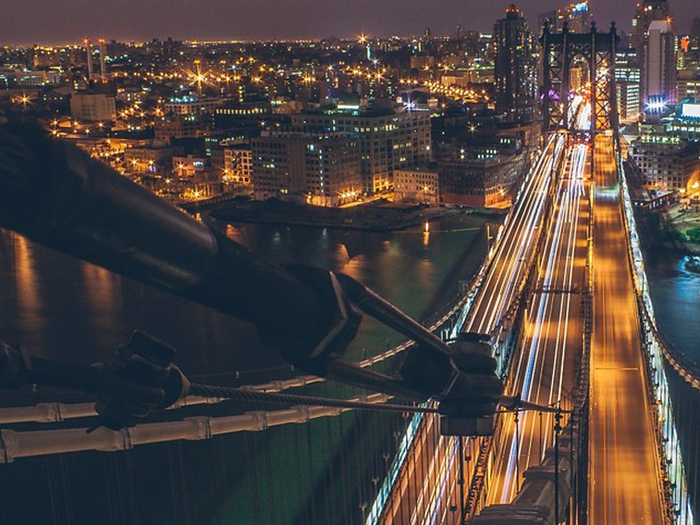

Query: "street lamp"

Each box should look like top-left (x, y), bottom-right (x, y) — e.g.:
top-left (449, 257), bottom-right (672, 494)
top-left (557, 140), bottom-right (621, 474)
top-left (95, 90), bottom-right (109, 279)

top-left (15, 93), bottom-right (31, 111)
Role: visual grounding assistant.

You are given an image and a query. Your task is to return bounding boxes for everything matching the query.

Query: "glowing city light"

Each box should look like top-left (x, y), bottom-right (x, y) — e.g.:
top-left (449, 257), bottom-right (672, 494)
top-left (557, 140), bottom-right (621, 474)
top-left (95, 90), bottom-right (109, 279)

top-left (645, 98), bottom-right (668, 113)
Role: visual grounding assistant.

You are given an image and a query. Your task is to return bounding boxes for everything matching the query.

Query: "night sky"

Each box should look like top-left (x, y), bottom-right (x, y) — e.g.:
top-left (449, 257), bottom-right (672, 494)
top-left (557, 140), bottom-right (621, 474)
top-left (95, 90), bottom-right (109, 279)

top-left (0, 0), bottom-right (697, 45)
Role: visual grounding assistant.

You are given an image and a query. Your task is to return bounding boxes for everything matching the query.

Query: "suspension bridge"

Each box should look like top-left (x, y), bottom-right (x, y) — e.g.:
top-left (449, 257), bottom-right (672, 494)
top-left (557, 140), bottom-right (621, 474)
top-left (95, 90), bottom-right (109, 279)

top-left (0, 22), bottom-right (699, 525)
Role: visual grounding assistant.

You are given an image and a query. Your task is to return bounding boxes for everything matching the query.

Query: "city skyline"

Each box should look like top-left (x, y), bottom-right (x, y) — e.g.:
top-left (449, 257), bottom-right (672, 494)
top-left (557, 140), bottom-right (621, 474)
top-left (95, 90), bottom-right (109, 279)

top-left (1, 0), bottom-right (697, 46)
top-left (1, 0), bottom-right (700, 522)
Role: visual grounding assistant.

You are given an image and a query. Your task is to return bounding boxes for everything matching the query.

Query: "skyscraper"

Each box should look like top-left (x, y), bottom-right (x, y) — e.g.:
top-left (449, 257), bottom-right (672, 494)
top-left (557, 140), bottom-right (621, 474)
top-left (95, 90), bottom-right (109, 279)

top-left (692, 18), bottom-right (700, 50)
top-left (558, 1), bottom-right (591, 33)
top-left (538, 11), bottom-right (558, 34)
top-left (493, 5), bottom-right (538, 124)
top-left (631, 0), bottom-right (675, 117)
top-left (616, 49), bottom-right (641, 121)
top-left (644, 20), bottom-right (677, 111)
top-left (688, 17), bottom-right (700, 72)
top-left (632, 0), bottom-right (670, 61)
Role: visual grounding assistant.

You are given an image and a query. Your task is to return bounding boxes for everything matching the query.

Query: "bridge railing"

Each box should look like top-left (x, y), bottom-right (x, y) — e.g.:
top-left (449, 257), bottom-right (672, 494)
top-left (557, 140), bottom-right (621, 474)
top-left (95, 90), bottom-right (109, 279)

top-left (617, 146), bottom-right (694, 525)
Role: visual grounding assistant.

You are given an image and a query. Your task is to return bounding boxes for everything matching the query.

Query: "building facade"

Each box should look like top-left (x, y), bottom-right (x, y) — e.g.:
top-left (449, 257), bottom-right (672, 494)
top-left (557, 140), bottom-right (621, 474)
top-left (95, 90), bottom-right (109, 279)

top-left (252, 132), bottom-right (361, 207)
top-left (124, 146), bottom-right (177, 175)
top-left (155, 113), bottom-right (209, 142)
top-left (173, 155), bottom-right (209, 178)
top-left (223, 146), bottom-right (253, 188)
top-left (290, 108), bottom-right (431, 195)
top-left (644, 20), bottom-right (677, 109)
top-left (666, 103), bottom-right (700, 140)
top-left (557, 1), bottom-right (591, 33)
top-left (677, 72), bottom-right (700, 103)
top-left (439, 145), bottom-right (527, 207)
top-left (628, 135), bottom-right (700, 191)
top-left (70, 92), bottom-right (116, 122)
top-left (632, 0), bottom-right (670, 63)
top-left (164, 96), bottom-right (222, 115)
top-left (493, 5), bottom-right (538, 124)
top-left (394, 166), bottom-right (440, 203)
top-left (616, 49), bottom-right (641, 121)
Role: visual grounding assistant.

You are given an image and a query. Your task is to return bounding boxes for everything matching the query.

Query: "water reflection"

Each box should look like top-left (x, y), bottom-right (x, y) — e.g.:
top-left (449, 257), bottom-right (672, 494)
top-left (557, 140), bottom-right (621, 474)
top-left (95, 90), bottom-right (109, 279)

top-left (82, 263), bottom-right (120, 313)
top-left (0, 212), bottom-right (491, 378)
top-left (14, 234), bottom-right (42, 324)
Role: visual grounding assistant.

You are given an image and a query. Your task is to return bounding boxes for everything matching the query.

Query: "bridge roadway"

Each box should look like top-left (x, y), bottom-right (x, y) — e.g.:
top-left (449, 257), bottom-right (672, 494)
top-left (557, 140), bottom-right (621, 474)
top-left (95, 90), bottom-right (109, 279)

top-left (379, 132), bottom-right (668, 525)
top-left (376, 134), bottom-right (564, 525)
top-left (462, 134), bottom-right (564, 337)
top-left (588, 135), bottom-right (665, 524)
top-left (485, 141), bottom-right (590, 506)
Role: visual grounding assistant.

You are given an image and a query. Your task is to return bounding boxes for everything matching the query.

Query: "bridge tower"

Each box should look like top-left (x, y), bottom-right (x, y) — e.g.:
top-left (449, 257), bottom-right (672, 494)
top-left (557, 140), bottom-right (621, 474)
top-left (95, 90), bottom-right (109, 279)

top-left (540, 22), bottom-right (620, 136)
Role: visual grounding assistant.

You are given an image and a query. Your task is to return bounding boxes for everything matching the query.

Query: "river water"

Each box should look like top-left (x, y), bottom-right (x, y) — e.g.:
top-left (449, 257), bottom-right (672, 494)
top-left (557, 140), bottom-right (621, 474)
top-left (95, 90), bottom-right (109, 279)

top-left (645, 253), bottom-right (700, 362)
top-left (0, 212), bottom-right (492, 380)
top-left (0, 212), bottom-right (493, 525)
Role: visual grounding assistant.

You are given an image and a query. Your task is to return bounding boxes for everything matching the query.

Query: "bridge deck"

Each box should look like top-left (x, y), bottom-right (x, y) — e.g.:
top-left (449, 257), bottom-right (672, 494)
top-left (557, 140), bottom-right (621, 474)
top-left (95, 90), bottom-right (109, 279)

top-left (588, 135), bottom-right (665, 525)
top-left (486, 141), bottom-right (590, 506)
top-left (377, 135), bottom-right (563, 525)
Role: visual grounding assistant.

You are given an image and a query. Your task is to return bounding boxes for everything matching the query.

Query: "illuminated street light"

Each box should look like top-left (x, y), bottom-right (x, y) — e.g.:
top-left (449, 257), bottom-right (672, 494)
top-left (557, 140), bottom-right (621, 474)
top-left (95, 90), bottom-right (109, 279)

top-left (645, 98), bottom-right (668, 113)
top-left (14, 92), bottom-right (32, 111)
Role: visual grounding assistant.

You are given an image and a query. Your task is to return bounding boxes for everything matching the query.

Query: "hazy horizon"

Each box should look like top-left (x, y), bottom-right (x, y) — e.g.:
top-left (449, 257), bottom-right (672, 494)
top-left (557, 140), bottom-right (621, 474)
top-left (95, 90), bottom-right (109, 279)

top-left (0, 0), bottom-right (697, 47)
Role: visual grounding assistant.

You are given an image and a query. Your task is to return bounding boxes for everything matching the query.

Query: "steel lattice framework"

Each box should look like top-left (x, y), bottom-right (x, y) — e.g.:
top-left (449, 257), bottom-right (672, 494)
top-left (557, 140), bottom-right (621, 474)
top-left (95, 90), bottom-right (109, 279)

top-left (540, 22), bottom-right (620, 135)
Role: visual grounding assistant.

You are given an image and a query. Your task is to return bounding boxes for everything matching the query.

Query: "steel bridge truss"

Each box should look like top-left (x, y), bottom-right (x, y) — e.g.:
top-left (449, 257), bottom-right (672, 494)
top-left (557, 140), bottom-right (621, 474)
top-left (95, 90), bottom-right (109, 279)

top-left (540, 22), bottom-right (619, 135)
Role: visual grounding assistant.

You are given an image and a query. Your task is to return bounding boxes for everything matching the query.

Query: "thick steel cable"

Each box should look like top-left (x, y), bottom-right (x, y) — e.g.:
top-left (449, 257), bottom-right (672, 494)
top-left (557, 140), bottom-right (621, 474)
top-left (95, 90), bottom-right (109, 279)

top-left (188, 383), bottom-right (436, 414)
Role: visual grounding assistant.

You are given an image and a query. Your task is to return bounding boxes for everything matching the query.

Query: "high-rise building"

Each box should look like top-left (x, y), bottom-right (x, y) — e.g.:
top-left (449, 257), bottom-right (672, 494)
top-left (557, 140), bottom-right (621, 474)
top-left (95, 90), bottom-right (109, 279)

top-left (290, 106), bottom-right (431, 195)
top-left (538, 11), bottom-right (558, 34)
top-left (616, 49), bottom-right (641, 121)
top-left (98, 38), bottom-right (108, 81)
top-left (644, 20), bottom-right (677, 111)
top-left (692, 17), bottom-right (700, 46)
top-left (687, 17), bottom-right (700, 72)
top-left (493, 5), bottom-right (538, 124)
top-left (557, 1), bottom-right (591, 33)
top-left (632, 0), bottom-right (670, 60)
top-left (632, 0), bottom-right (672, 111)
top-left (677, 69), bottom-right (700, 103)
top-left (252, 132), bottom-right (361, 206)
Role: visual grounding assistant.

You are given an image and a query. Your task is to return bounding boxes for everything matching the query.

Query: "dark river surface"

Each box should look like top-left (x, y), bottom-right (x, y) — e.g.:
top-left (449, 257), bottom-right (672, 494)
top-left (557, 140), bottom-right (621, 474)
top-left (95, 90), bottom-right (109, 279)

top-left (644, 253), bottom-right (700, 362)
top-left (0, 212), bottom-right (493, 525)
